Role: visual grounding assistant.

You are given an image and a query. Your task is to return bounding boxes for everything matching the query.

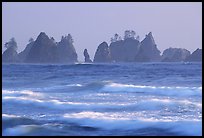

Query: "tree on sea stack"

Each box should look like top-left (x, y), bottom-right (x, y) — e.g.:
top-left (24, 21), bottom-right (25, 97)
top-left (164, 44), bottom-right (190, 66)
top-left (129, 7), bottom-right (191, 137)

top-left (4, 37), bottom-right (18, 51)
top-left (2, 37), bottom-right (19, 63)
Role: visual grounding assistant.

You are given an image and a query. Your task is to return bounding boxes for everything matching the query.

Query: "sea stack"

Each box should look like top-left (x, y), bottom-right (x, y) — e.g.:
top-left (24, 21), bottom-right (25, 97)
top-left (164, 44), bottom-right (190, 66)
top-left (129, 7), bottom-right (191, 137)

top-left (83, 49), bottom-right (92, 63)
top-left (93, 41), bottom-right (111, 62)
top-left (57, 34), bottom-right (78, 63)
top-left (161, 47), bottom-right (190, 62)
top-left (24, 32), bottom-right (78, 63)
top-left (135, 32), bottom-right (161, 62)
top-left (109, 38), bottom-right (140, 62)
top-left (18, 38), bottom-right (35, 62)
top-left (25, 32), bottom-right (58, 63)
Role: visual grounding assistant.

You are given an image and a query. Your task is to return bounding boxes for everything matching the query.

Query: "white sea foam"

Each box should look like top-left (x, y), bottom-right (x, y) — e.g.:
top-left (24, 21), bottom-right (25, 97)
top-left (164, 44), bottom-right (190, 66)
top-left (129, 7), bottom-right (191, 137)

top-left (2, 114), bottom-right (21, 120)
top-left (66, 84), bottom-right (83, 87)
top-left (2, 125), bottom-right (40, 136)
top-left (2, 93), bottom-right (201, 111)
top-left (62, 111), bottom-right (201, 136)
top-left (2, 90), bottom-right (43, 97)
top-left (101, 83), bottom-right (202, 96)
top-left (2, 96), bottom-right (132, 110)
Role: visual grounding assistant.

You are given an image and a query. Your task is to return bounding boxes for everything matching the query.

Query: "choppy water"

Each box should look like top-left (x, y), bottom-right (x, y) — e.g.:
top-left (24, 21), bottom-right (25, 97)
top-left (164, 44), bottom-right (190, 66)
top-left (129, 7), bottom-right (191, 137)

top-left (2, 62), bottom-right (202, 136)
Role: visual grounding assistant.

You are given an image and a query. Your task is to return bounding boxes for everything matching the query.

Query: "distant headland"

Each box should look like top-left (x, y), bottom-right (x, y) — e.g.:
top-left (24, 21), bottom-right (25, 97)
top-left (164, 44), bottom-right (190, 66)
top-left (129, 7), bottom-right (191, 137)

top-left (2, 30), bottom-right (202, 63)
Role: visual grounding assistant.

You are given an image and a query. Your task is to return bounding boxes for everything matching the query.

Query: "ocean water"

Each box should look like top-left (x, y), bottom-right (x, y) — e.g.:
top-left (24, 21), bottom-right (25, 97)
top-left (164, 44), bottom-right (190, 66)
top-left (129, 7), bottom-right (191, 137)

top-left (2, 62), bottom-right (202, 136)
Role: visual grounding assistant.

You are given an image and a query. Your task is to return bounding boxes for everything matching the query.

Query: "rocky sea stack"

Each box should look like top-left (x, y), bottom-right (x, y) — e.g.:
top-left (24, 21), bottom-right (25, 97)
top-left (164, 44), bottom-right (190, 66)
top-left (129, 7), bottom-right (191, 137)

top-left (161, 48), bottom-right (190, 62)
top-left (83, 49), bottom-right (92, 63)
top-left (2, 30), bottom-right (202, 64)
top-left (93, 42), bottom-right (111, 62)
top-left (135, 32), bottom-right (161, 62)
top-left (3, 32), bottom-right (78, 64)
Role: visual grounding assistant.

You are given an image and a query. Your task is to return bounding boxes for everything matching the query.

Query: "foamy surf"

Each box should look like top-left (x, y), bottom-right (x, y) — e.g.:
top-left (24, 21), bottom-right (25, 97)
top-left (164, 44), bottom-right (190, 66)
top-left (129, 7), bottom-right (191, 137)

top-left (101, 83), bottom-right (202, 96)
top-left (62, 111), bottom-right (201, 136)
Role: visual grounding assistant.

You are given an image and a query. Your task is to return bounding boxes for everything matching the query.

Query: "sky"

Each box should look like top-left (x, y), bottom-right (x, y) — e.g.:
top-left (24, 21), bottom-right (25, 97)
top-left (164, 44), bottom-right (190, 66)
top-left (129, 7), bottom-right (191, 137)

top-left (2, 2), bottom-right (202, 61)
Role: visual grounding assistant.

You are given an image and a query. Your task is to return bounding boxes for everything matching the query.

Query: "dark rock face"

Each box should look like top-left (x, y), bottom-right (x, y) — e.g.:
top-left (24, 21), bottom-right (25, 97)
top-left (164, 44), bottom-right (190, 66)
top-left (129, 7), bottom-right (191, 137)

top-left (18, 41), bottom-right (34, 62)
top-left (161, 47), bottom-right (190, 62)
top-left (25, 32), bottom-right (58, 63)
top-left (93, 42), bottom-right (111, 62)
top-left (2, 46), bottom-right (19, 63)
top-left (109, 38), bottom-right (140, 62)
top-left (185, 48), bottom-right (202, 62)
top-left (83, 49), bottom-right (92, 63)
top-left (135, 32), bottom-right (161, 62)
top-left (57, 35), bottom-right (78, 63)
top-left (25, 32), bottom-right (78, 63)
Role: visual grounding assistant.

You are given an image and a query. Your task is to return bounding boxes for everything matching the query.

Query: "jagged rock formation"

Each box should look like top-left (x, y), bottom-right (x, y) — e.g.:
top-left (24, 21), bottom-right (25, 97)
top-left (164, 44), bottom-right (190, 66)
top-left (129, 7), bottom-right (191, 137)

top-left (83, 49), bottom-right (92, 63)
top-left (24, 32), bottom-right (77, 63)
top-left (57, 35), bottom-right (78, 63)
top-left (18, 40), bottom-right (34, 62)
top-left (185, 48), bottom-right (202, 62)
top-left (135, 32), bottom-right (161, 62)
top-left (25, 32), bottom-right (58, 63)
top-left (109, 38), bottom-right (140, 62)
top-left (93, 42), bottom-right (111, 62)
top-left (2, 46), bottom-right (19, 63)
top-left (161, 47), bottom-right (191, 62)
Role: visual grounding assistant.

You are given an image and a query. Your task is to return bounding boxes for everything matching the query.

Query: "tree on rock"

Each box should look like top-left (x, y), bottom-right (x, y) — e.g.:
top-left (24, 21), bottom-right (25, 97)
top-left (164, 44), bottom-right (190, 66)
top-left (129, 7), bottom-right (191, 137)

top-left (4, 37), bottom-right (17, 51)
top-left (2, 37), bottom-right (19, 63)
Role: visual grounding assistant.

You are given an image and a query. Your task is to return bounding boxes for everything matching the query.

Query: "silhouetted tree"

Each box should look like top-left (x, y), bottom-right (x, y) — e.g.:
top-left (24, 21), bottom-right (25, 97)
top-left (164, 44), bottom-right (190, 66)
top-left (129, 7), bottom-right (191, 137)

top-left (136, 35), bottom-right (140, 41)
top-left (110, 33), bottom-right (121, 43)
top-left (124, 30), bottom-right (136, 40)
top-left (4, 37), bottom-right (17, 50)
top-left (67, 34), bottom-right (74, 44)
top-left (50, 37), bottom-right (55, 43)
top-left (29, 38), bottom-right (34, 43)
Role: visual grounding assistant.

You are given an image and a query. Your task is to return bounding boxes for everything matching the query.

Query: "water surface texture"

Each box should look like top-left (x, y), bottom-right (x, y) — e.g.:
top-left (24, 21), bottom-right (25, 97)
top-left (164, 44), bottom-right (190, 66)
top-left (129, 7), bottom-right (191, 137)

top-left (2, 63), bottom-right (202, 136)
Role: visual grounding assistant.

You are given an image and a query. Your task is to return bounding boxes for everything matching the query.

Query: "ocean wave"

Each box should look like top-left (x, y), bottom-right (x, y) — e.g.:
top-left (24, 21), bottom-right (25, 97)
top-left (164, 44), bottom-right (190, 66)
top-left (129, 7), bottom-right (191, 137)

top-left (62, 111), bottom-right (201, 136)
top-left (101, 83), bottom-right (202, 96)
top-left (2, 89), bottom-right (201, 112)
top-left (2, 90), bottom-right (43, 97)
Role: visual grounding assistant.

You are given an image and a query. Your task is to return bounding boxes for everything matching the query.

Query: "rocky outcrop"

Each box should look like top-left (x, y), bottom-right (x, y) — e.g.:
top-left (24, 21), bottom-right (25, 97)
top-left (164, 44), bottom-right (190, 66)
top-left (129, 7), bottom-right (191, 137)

top-left (18, 40), bottom-right (34, 62)
top-left (25, 32), bottom-right (58, 63)
top-left (161, 47), bottom-right (190, 62)
top-left (57, 35), bottom-right (78, 63)
top-left (93, 42), bottom-right (111, 62)
top-left (185, 48), bottom-right (202, 62)
top-left (109, 38), bottom-right (140, 62)
top-left (83, 49), bottom-right (92, 63)
top-left (24, 32), bottom-right (78, 63)
top-left (135, 32), bottom-right (161, 62)
top-left (2, 38), bottom-right (19, 63)
top-left (2, 46), bottom-right (19, 63)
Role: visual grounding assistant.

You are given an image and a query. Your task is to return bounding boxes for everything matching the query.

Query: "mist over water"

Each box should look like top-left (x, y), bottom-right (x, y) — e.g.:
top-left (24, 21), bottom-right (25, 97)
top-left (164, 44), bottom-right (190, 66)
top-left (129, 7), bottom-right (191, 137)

top-left (2, 63), bottom-right (202, 136)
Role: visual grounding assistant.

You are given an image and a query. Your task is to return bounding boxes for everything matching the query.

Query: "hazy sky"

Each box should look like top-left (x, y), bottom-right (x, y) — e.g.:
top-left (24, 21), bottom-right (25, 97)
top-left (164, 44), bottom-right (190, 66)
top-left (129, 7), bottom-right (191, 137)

top-left (2, 2), bottom-right (202, 61)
